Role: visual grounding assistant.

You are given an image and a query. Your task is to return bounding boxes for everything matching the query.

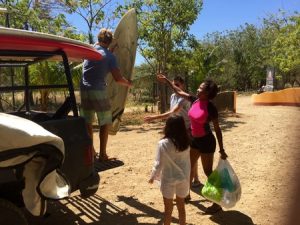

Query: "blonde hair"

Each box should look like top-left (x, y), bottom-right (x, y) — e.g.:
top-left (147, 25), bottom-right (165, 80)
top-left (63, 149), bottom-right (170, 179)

top-left (97, 28), bottom-right (113, 44)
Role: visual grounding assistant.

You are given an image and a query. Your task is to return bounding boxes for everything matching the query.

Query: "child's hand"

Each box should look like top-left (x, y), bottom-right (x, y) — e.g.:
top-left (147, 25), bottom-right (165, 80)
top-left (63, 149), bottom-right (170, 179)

top-left (148, 178), bottom-right (154, 184)
top-left (144, 116), bottom-right (154, 123)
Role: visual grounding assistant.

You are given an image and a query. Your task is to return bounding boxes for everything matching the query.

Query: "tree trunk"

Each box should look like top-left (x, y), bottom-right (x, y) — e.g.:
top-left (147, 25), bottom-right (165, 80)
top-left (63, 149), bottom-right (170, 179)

top-left (159, 83), bottom-right (167, 113)
top-left (29, 91), bottom-right (34, 106)
top-left (40, 90), bottom-right (49, 111)
top-left (88, 28), bottom-right (94, 44)
top-left (0, 94), bottom-right (4, 111)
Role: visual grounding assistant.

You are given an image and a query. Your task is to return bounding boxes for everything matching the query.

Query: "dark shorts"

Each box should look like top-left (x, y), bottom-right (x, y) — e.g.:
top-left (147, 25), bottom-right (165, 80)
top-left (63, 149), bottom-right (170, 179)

top-left (80, 89), bottom-right (112, 126)
top-left (190, 133), bottom-right (216, 154)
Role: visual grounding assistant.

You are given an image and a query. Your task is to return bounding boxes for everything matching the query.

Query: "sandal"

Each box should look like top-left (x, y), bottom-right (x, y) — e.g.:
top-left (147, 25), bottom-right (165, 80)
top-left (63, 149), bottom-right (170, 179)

top-left (98, 155), bottom-right (116, 162)
top-left (184, 194), bottom-right (191, 203)
top-left (205, 204), bottom-right (222, 214)
top-left (94, 152), bottom-right (99, 161)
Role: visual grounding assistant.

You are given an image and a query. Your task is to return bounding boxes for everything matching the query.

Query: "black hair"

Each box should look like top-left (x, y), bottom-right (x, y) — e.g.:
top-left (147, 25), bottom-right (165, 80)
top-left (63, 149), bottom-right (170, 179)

top-left (173, 76), bottom-right (185, 84)
top-left (203, 79), bottom-right (219, 100)
top-left (163, 115), bottom-right (189, 151)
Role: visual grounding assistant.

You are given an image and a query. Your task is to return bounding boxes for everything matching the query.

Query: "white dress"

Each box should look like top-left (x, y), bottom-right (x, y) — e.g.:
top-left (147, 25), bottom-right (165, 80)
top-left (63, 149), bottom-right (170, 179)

top-left (150, 138), bottom-right (190, 198)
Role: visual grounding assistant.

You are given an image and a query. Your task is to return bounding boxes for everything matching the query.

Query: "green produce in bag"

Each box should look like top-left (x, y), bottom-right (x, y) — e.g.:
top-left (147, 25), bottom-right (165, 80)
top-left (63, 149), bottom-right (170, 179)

top-left (220, 167), bottom-right (235, 192)
top-left (201, 158), bottom-right (242, 208)
top-left (207, 170), bottom-right (222, 186)
top-left (201, 170), bottom-right (223, 202)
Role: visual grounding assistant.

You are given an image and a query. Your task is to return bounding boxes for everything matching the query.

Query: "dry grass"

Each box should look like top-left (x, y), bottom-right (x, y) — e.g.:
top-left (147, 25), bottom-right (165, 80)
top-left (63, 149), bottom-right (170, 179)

top-left (121, 108), bottom-right (157, 126)
top-left (121, 101), bottom-right (159, 126)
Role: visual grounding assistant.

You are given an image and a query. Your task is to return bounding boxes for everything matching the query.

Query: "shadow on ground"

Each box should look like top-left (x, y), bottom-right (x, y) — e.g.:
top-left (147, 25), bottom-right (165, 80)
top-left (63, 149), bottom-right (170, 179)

top-left (187, 200), bottom-right (254, 225)
top-left (218, 112), bottom-right (246, 132)
top-left (189, 184), bottom-right (254, 225)
top-left (25, 194), bottom-right (165, 225)
top-left (94, 159), bottom-right (124, 172)
top-left (119, 124), bottom-right (163, 133)
top-left (92, 123), bottom-right (164, 134)
top-left (25, 193), bottom-right (254, 225)
top-left (120, 112), bottom-right (246, 133)
top-left (92, 112), bottom-right (245, 134)
top-left (209, 210), bottom-right (255, 225)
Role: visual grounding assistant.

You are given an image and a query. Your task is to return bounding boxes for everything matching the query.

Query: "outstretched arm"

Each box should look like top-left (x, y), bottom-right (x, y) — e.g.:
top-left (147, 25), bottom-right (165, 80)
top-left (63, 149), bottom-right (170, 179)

top-left (144, 103), bottom-right (182, 123)
top-left (157, 73), bottom-right (190, 100)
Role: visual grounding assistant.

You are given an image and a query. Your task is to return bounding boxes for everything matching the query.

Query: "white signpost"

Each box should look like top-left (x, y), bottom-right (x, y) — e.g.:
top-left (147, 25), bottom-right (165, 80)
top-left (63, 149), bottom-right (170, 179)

top-left (265, 68), bottom-right (274, 91)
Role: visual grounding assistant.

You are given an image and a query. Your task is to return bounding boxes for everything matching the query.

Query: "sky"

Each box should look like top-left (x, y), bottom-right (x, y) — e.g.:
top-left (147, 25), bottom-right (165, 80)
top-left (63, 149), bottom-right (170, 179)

top-left (135, 0), bottom-right (300, 65)
top-left (67, 1), bottom-right (300, 65)
top-left (189, 0), bottom-right (300, 39)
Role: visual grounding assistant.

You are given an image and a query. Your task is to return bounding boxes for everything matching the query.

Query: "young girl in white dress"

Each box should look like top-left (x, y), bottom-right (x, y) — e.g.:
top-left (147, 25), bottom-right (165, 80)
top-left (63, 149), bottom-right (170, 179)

top-left (149, 115), bottom-right (190, 225)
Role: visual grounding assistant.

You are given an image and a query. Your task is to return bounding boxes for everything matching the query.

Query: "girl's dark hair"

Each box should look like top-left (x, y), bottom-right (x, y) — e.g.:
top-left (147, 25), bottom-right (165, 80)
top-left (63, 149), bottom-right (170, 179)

top-left (173, 76), bottom-right (185, 84)
top-left (163, 115), bottom-right (189, 151)
top-left (203, 79), bottom-right (219, 100)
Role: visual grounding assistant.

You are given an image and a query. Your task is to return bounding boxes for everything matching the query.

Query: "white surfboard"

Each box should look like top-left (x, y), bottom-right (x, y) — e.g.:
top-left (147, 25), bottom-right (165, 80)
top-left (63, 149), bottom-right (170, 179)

top-left (107, 8), bottom-right (138, 135)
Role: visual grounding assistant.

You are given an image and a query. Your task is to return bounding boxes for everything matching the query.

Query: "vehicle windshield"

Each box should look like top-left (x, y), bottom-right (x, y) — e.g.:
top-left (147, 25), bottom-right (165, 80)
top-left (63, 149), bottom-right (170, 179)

top-left (0, 50), bottom-right (78, 118)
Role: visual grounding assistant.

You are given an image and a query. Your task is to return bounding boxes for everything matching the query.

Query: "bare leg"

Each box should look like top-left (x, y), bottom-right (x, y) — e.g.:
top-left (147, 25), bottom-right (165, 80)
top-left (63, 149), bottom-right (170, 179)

top-left (99, 124), bottom-right (109, 159)
top-left (200, 153), bottom-right (222, 213)
top-left (175, 196), bottom-right (186, 225)
top-left (199, 153), bottom-right (214, 177)
top-left (194, 161), bottom-right (199, 180)
top-left (190, 148), bottom-right (201, 186)
top-left (192, 161), bottom-right (200, 185)
top-left (186, 148), bottom-right (201, 201)
top-left (163, 197), bottom-right (173, 225)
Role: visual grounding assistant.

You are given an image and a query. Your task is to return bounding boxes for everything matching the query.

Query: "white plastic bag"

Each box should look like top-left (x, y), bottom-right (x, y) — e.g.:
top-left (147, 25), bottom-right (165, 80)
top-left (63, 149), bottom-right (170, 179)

top-left (201, 158), bottom-right (241, 208)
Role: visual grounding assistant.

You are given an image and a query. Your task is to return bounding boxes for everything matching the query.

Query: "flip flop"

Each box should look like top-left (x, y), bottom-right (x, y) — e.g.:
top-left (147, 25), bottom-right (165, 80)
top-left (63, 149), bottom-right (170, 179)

top-left (184, 194), bottom-right (191, 204)
top-left (94, 152), bottom-right (100, 159)
top-left (98, 155), bottom-right (116, 162)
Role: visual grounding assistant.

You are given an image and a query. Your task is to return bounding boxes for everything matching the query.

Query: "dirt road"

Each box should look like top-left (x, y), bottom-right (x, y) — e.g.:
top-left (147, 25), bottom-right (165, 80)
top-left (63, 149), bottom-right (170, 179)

top-left (27, 95), bottom-right (300, 225)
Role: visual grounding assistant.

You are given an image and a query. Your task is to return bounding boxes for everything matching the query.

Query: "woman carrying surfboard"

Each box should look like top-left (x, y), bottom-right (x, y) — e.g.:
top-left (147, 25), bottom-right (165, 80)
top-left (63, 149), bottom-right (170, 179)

top-left (80, 28), bottom-right (132, 161)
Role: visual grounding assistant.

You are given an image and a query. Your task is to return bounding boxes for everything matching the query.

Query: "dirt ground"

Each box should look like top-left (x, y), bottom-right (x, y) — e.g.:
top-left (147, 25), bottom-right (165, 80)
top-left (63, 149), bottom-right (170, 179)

top-left (27, 94), bottom-right (300, 225)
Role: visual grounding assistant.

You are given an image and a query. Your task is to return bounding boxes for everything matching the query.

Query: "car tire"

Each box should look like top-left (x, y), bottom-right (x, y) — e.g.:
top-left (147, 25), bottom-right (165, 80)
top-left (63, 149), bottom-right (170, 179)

top-left (79, 172), bottom-right (100, 198)
top-left (0, 198), bottom-right (28, 225)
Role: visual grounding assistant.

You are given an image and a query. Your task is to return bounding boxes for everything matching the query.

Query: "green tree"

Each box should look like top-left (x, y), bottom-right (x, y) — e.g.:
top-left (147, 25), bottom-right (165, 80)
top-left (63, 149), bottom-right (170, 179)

top-left (132, 63), bottom-right (156, 102)
top-left (118, 0), bottom-right (203, 112)
top-left (0, 0), bottom-right (82, 110)
top-left (260, 11), bottom-right (300, 88)
top-left (271, 13), bottom-right (300, 86)
top-left (192, 33), bottom-right (230, 89)
top-left (59, 0), bottom-right (116, 44)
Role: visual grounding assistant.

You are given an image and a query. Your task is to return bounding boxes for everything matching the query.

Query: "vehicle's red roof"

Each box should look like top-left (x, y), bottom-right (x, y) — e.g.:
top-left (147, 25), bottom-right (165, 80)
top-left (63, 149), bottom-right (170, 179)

top-left (0, 27), bottom-right (101, 62)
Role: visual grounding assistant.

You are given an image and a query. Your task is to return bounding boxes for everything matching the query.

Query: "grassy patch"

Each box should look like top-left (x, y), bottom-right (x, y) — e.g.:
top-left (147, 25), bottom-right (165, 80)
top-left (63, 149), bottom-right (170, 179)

top-left (121, 108), bottom-right (157, 126)
top-left (121, 110), bottom-right (145, 126)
